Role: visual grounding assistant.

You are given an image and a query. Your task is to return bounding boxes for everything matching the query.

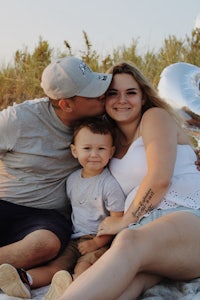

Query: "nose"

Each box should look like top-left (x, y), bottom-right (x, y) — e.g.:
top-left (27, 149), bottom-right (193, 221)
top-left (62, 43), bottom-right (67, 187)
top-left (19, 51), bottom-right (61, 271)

top-left (90, 149), bottom-right (98, 157)
top-left (118, 93), bottom-right (127, 103)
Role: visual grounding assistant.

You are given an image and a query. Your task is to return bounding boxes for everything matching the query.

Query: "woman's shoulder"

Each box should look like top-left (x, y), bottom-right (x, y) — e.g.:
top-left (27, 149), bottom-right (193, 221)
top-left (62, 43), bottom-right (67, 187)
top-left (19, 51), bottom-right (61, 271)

top-left (142, 107), bottom-right (174, 124)
top-left (140, 108), bottom-right (177, 139)
top-left (143, 107), bottom-right (170, 117)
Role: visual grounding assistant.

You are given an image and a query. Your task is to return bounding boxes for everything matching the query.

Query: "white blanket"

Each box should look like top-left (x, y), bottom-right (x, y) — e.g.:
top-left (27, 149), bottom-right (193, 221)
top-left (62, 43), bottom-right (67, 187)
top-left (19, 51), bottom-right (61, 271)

top-left (0, 285), bottom-right (49, 300)
top-left (0, 278), bottom-right (200, 300)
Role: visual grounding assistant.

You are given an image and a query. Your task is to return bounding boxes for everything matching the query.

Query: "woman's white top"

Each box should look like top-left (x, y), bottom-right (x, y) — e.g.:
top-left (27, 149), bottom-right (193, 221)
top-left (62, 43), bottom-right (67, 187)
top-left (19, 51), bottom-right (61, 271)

top-left (109, 136), bottom-right (200, 212)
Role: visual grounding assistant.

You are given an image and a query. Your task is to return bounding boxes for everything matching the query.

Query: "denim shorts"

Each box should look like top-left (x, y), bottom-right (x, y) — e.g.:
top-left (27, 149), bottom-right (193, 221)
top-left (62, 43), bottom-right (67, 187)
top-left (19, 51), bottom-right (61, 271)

top-left (129, 207), bottom-right (200, 229)
top-left (0, 199), bottom-right (72, 252)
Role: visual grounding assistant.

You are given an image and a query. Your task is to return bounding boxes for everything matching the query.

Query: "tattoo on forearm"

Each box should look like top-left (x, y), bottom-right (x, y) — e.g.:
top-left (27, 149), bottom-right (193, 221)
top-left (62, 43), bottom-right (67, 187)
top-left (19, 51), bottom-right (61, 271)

top-left (132, 189), bottom-right (155, 221)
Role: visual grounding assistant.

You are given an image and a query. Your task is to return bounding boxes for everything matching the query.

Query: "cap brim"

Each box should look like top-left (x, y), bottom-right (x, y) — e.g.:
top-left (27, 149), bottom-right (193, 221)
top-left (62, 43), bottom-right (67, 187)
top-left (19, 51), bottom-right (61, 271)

top-left (76, 73), bottom-right (112, 97)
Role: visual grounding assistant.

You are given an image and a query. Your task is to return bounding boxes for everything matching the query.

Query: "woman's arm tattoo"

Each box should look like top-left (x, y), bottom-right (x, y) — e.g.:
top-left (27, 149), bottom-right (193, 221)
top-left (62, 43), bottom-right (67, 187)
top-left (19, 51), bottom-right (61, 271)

top-left (132, 189), bottom-right (155, 221)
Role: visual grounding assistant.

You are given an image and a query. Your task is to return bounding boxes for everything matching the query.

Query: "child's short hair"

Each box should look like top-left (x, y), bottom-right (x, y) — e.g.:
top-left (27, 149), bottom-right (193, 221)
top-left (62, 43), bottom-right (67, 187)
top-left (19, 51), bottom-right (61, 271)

top-left (72, 116), bottom-right (116, 145)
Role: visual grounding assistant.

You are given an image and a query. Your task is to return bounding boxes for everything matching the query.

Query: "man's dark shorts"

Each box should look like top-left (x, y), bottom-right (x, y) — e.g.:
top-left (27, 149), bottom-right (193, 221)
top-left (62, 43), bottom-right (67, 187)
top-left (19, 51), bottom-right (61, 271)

top-left (0, 200), bottom-right (72, 252)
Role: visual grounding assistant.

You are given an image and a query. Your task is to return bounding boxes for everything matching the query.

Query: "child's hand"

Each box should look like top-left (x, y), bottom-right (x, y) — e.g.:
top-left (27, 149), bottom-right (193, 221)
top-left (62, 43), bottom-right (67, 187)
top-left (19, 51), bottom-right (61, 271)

top-left (78, 239), bottom-right (98, 255)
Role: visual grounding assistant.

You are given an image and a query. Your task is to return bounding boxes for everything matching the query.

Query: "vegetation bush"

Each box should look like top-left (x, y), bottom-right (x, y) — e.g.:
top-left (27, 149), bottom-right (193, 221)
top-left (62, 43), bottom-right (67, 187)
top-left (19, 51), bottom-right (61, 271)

top-left (0, 28), bottom-right (200, 110)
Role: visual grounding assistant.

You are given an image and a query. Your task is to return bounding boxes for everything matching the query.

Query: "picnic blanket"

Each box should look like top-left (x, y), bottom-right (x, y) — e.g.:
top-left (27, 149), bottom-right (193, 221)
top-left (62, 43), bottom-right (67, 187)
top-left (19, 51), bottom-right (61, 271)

top-left (0, 278), bottom-right (200, 299)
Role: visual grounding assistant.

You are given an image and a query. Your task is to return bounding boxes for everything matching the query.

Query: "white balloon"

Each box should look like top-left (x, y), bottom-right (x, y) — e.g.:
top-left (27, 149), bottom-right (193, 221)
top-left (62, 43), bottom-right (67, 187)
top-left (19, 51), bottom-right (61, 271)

top-left (158, 62), bottom-right (200, 116)
top-left (194, 14), bottom-right (200, 29)
top-left (158, 62), bottom-right (200, 146)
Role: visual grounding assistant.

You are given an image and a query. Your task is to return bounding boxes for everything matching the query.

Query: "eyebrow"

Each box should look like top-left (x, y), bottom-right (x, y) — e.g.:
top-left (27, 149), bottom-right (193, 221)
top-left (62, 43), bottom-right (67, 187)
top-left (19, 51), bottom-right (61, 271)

top-left (108, 87), bottom-right (138, 91)
top-left (127, 88), bottom-right (138, 91)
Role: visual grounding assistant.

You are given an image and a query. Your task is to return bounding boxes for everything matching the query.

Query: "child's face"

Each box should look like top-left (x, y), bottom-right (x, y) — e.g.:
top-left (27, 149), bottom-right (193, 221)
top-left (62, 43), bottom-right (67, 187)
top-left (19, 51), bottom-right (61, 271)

top-left (71, 127), bottom-right (115, 176)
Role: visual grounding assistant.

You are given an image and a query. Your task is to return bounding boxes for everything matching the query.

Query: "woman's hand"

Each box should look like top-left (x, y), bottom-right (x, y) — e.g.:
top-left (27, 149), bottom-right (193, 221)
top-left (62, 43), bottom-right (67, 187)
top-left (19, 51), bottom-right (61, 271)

top-left (97, 216), bottom-right (126, 236)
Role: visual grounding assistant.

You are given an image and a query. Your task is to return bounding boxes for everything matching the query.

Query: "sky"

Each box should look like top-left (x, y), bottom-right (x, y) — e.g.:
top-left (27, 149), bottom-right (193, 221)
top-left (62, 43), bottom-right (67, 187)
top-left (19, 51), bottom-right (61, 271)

top-left (0, 0), bottom-right (200, 65)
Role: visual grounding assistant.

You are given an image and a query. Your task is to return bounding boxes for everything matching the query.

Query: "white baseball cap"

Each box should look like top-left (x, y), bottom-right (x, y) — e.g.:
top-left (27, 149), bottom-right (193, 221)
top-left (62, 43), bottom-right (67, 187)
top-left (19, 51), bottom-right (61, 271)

top-left (41, 56), bottom-right (112, 100)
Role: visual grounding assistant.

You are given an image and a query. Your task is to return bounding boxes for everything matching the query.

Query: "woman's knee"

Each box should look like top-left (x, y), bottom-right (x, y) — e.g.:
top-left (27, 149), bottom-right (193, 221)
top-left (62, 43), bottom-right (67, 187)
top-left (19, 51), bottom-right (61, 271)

top-left (112, 228), bottom-right (140, 249)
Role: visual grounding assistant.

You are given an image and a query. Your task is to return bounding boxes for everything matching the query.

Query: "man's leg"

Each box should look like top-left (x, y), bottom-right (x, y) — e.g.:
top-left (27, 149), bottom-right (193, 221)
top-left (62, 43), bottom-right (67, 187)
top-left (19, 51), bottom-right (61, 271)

top-left (0, 229), bottom-right (61, 269)
top-left (0, 200), bottom-right (71, 270)
top-left (0, 229), bottom-right (63, 298)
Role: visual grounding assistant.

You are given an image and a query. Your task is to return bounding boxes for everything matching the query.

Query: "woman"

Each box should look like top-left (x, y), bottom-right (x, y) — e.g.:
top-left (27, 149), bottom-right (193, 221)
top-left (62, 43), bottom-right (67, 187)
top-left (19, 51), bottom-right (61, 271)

top-left (58, 62), bottom-right (200, 300)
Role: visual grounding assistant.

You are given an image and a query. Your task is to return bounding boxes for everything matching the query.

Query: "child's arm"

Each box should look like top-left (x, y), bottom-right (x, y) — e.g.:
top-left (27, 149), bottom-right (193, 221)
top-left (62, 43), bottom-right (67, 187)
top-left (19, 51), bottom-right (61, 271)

top-left (78, 211), bottom-right (123, 255)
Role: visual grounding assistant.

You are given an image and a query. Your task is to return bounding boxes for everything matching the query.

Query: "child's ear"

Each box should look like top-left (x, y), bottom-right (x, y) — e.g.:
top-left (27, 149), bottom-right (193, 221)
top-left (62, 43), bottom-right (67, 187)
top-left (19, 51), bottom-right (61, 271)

top-left (70, 144), bottom-right (78, 158)
top-left (110, 146), bottom-right (116, 158)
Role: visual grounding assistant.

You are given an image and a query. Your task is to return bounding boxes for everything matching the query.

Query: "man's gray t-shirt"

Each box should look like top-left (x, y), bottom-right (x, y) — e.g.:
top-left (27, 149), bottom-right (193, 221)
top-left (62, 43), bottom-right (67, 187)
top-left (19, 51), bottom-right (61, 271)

top-left (0, 98), bottom-right (79, 214)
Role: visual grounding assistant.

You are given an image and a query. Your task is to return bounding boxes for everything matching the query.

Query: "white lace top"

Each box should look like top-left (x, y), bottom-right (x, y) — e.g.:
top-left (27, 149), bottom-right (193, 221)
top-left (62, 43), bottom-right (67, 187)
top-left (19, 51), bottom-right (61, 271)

top-left (109, 137), bottom-right (200, 212)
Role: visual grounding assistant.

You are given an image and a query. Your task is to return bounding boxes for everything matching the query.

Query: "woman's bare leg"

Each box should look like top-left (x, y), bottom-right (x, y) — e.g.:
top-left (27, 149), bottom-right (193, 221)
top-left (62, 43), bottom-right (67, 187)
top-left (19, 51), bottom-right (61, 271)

top-left (58, 212), bottom-right (200, 300)
top-left (116, 273), bottom-right (162, 300)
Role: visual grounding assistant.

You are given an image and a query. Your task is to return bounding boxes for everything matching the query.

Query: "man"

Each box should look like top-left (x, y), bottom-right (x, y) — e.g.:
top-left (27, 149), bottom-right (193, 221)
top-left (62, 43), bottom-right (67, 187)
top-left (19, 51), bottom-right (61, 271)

top-left (0, 56), bottom-right (112, 298)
